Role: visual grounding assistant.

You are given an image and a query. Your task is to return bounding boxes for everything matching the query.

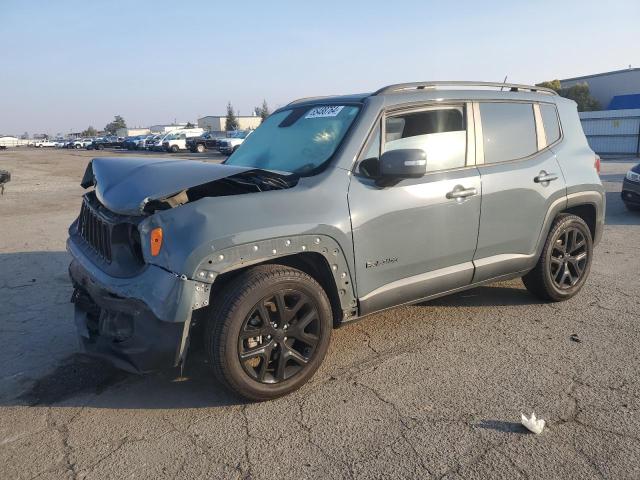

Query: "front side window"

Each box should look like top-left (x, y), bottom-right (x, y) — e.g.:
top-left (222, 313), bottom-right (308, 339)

top-left (226, 105), bottom-right (360, 175)
top-left (540, 103), bottom-right (561, 145)
top-left (384, 106), bottom-right (467, 172)
top-left (480, 102), bottom-right (537, 163)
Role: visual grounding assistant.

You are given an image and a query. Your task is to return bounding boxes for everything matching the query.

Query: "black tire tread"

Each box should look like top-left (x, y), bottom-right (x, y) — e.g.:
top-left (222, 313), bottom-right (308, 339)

top-left (522, 213), bottom-right (592, 302)
top-left (204, 264), bottom-right (330, 401)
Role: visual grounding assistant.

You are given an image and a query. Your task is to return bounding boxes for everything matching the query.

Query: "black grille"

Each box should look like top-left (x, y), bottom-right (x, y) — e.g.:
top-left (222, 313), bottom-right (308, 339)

top-left (77, 198), bottom-right (112, 262)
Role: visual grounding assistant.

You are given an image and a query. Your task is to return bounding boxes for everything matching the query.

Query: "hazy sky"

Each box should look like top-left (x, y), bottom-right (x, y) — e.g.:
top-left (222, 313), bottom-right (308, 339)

top-left (1, 0), bottom-right (638, 135)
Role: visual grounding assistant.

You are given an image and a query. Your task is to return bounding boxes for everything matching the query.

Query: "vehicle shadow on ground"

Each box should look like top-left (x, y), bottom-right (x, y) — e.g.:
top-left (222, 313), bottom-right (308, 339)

top-left (605, 191), bottom-right (640, 226)
top-left (418, 283), bottom-right (543, 308)
top-left (0, 250), bottom-right (241, 409)
top-left (12, 351), bottom-right (243, 409)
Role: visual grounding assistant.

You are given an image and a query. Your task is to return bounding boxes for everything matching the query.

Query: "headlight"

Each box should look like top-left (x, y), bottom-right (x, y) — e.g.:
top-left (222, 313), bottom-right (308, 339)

top-left (626, 170), bottom-right (640, 183)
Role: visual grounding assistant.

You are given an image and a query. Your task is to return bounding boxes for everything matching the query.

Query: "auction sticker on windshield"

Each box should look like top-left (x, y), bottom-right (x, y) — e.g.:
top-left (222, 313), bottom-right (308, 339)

top-left (305, 106), bottom-right (345, 119)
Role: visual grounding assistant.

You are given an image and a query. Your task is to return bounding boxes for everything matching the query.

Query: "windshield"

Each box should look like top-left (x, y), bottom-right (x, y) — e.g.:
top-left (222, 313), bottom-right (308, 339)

top-left (226, 105), bottom-right (360, 174)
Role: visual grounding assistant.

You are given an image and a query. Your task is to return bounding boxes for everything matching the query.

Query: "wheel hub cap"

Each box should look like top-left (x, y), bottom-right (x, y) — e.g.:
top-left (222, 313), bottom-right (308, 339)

top-left (550, 227), bottom-right (588, 289)
top-left (238, 290), bottom-right (321, 384)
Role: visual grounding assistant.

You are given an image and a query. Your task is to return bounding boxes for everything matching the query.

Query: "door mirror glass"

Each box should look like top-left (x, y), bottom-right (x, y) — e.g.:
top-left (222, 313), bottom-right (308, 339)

top-left (379, 149), bottom-right (426, 178)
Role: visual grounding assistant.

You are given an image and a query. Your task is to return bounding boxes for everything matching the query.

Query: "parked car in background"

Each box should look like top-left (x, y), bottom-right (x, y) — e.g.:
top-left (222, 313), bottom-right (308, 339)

top-left (144, 135), bottom-right (162, 150)
top-left (87, 136), bottom-right (124, 150)
top-left (0, 169), bottom-right (10, 194)
top-left (54, 140), bottom-right (67, 148)
top-left (136, 135), bottom-right (155, 150)
top-left (34, 139), bottom-right (57, 148)
top-left (150, 133), bottom-right (172, 151)
top-left (123, 136), bottom-right (146, 150)
top-left (217, 130), bottom-right (252, 155)
top-left (622, 163), bottom-right (640, 211)
top-left (187, 131), bottom-right (225, 153)
top-left (68, 138), bottom-right (93, 149)
top-left (162, 128), bottom-right (204, 152)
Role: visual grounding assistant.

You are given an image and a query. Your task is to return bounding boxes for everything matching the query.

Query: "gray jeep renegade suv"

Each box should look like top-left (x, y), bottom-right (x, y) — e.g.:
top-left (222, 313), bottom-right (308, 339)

top-left (68, 81), bottom-right (604, 400)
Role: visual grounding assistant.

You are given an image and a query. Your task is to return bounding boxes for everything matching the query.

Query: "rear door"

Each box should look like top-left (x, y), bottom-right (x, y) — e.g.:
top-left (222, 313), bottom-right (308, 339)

top-left (349, 103), bottom-right (482, 314)
top-left (472, 101), bottom-right (567, 282)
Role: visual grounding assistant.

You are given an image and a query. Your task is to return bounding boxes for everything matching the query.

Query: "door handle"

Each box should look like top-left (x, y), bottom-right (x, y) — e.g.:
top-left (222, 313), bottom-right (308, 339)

top-left (446, 185), bottom-right (478, 200)
top-left (534, 171), bottom-right (558, 183)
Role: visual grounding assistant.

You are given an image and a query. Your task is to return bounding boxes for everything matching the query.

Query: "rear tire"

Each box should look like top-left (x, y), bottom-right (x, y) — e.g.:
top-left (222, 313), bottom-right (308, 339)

top-left (196, 143), bottom-right (205, 153)
top-left (204, 265), bottom-right (332, 401)
top-left (170, 145), bottom-right (179, 153)
top-left (522, 214), bottom-right (593, 302)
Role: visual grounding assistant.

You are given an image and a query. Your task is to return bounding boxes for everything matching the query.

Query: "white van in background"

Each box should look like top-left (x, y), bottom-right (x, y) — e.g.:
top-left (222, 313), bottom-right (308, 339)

top-left (162, 128), bottom-right (204, 152)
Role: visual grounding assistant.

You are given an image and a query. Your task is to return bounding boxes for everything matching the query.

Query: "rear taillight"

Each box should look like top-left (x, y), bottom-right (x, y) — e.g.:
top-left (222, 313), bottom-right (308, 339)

top-left (594, 155), bottom-right (601, 174)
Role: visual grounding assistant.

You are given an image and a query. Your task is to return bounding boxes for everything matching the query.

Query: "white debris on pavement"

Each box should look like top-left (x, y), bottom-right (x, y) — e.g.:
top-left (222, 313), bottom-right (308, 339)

top-left (521, 412), bottom-right (545, 434)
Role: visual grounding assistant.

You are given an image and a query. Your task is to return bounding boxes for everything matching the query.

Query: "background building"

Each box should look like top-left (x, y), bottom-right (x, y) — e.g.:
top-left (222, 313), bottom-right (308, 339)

top-left (560, 67), bottom-right (640, 110)
top-left (198, 115), bottom-right (261, 133)
top-left (148, 123), bottom-right (189, 134)
top-left (116, 127), bottom-right (151, 137)
top-left (0, 136), bottom-right (20, 147)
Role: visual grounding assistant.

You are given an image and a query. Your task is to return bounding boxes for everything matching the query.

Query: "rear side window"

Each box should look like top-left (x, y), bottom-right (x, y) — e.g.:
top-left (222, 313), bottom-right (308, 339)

top-left (480, 102), bottom-right (537, 163)
top-left (540, 103), bottom-right (561, 145)
top-left (384, 106), bottom-right (467, 172)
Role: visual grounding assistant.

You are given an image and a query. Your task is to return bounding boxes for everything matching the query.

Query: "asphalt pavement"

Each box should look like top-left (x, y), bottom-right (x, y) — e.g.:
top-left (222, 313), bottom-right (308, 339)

top-left (1, 148), bottom-right (639, 479)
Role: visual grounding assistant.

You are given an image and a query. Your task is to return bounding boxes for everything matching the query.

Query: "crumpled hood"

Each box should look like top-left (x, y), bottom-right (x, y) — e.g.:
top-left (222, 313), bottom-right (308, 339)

top-left (81, 157), bottom-right (254, 215)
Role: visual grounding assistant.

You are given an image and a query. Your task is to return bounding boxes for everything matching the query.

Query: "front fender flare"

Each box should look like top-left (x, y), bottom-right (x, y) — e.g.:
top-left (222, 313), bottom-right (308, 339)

top-left (194, 234), bottom-right (357, 317)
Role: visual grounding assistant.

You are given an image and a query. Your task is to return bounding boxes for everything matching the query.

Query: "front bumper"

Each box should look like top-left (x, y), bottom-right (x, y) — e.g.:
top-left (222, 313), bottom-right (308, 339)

top-left (67, 237), bottom-right (210, 373)
top-left (622, 178), bottom-right (640, 206)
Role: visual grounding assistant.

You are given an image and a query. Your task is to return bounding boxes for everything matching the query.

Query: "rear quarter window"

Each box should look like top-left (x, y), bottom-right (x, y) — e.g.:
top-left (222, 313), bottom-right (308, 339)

top-left (540, 103), bottom-right (561, 145)
top-left (480, 102), bottom-right (537, 163)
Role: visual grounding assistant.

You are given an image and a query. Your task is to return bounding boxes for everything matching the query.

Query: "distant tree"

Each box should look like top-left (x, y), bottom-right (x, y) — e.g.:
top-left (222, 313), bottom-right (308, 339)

top-left (225, 102), bottom-right (239, 131)
top-left (81, 126), bottom-right (97, 137)
top-left (185, 122), bottom-right (195, 128)
top-left (536, 79), bottom-right (561, 92)
top-left (20, 131), bottom-right (29, 139)
top-left (561, 83), bottom-right (601, 111)
top-left (536, 79), bottom-right (601, 111)
top-left (254, 100), bottom-right (270, 123)
top-left (104, 115), bottom-right (127, 135)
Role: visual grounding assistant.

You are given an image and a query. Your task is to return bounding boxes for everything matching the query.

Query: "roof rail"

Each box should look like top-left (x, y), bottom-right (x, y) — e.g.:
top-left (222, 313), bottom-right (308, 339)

top-left (286, 95), bottom-right (333, 106)
top-left (373, 81), bottom-right (558, 96)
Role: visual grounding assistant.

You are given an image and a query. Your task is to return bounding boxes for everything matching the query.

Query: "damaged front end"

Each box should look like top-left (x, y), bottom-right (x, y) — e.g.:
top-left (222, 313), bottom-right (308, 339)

top-left (69, 157), bottom-right (297, 373)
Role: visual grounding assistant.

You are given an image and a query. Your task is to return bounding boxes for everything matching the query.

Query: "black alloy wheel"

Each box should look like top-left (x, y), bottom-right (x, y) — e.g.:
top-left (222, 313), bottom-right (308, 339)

top-left (205, 264), bottom-right (333, 401)
top-left (522, 214), bottom-right (593, 301)
top-left (549, 227), bottom-right (588, 289)
top-left (238, 290), bottom-right (321, 384)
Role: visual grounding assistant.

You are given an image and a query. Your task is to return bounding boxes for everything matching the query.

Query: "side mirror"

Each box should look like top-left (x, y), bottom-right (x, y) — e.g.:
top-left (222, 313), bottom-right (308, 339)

top-left (379, 149), bottom-right (427, 178)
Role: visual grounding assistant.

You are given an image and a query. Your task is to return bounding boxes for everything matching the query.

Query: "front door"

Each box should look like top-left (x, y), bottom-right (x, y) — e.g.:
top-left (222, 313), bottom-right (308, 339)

top-left (348, 103), bottom-right (482, 314)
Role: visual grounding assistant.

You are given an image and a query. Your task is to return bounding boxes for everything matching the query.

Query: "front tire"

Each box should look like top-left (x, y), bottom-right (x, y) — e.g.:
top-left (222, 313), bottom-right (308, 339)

top-left (196, 143), bottom-right (205, 153)
top-left (204, 265), bottom-right (332, 401)
top-left (522, 214), bottom-right (593, 301)
top-left (170, 145), bottom-right (179, 153)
